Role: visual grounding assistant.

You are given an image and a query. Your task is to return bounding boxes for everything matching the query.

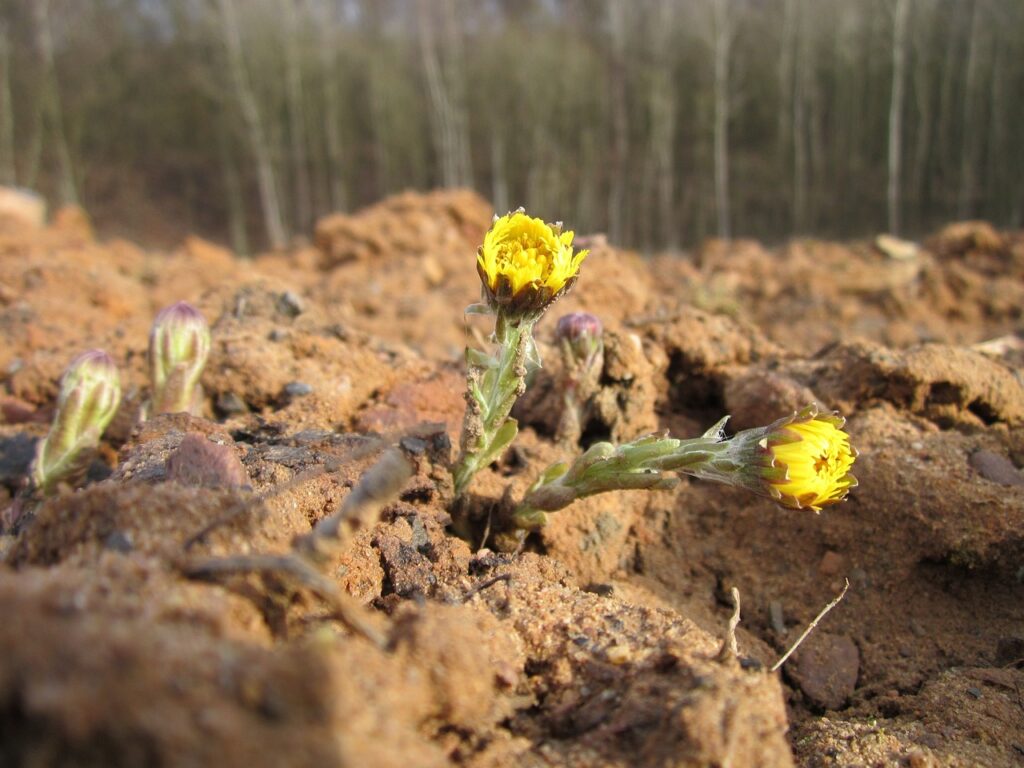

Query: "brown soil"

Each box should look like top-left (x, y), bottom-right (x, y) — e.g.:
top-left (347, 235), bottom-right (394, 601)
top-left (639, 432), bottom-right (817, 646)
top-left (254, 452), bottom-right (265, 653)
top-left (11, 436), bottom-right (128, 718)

top-left (1, 192), bottom-right (1022, 767)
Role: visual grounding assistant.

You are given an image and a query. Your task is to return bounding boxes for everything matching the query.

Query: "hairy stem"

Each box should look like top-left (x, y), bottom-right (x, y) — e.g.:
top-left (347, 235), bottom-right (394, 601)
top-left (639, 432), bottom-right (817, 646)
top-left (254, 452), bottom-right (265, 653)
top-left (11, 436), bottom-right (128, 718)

top-left (511, 420), bottom-right (739, 530)
top-left (453, 315), bottom-right (533, 495)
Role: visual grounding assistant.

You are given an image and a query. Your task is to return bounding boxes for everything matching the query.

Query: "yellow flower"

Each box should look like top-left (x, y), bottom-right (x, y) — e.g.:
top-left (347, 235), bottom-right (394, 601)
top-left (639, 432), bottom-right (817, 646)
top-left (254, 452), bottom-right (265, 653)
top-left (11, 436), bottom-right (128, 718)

top-left (477, 210), bottom-right (589, 319)
top-left (767, 413), bottom-right (858, 511)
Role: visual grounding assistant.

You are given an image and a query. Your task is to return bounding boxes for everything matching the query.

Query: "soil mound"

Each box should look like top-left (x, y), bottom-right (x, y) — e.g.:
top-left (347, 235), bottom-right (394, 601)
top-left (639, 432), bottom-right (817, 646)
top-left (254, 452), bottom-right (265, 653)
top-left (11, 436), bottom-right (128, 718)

top-left (1, 194), bottom-right (1022, 766)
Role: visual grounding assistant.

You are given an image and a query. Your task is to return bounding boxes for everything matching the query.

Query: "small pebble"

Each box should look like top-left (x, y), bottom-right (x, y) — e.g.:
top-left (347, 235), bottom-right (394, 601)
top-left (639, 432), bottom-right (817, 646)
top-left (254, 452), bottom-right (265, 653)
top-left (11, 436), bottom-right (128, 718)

top-left (966, 686), bottom-right (982, 699)
top-left (216, 391), bottom-right (248, 416)
top-left (276, 291), bottom-right (304, 317)
top-left (268, 328), bottom-right (288, 342)
top-left (103, 530), bottom-right (133, 554)
top-left (969, 449), bottom-right (1024, 486)
top-left (605, 644), bottom-right (632, 665)
top-left (283, 381), bottom-right (313, 398)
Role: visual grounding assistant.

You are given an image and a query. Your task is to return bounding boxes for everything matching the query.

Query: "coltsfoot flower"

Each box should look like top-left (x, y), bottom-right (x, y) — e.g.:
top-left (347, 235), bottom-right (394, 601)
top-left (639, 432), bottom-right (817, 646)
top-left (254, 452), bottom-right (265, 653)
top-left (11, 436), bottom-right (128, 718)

top-left (510, 403), bottom-right (858, 533)
top-left (149, 301), bottom-right (211, 415)
top-left (477, 209), bottom-right (589, 320)
top-left (32, 349), bottom-right (121, 495)
top-left (760, 408), bottom-right (858, 511)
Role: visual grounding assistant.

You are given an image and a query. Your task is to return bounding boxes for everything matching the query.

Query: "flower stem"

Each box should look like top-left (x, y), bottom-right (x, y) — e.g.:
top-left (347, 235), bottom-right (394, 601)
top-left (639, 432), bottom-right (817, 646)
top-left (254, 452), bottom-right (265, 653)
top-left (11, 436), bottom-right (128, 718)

top-left (510, 420), bottom-right (738, 530)
top-left (453, 315), bottom-right (534, 496)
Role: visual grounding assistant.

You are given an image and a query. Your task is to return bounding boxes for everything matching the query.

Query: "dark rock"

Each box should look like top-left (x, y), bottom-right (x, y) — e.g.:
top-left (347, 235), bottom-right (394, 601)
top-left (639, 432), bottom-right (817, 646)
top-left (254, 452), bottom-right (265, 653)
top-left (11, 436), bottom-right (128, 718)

top-left (0, 433), bottom-right (37, 487)
top-left (785, 632), bottom-right (859, 710)
top-left (969, 449), bottom-right (1024, 486)
top-left (165, 433), bottom-right (250, 489)
top-left (215, 392), bottom-right (249, 416)
top-left (103, 530), bottom-right (134, 553)
top-left (276, 290), bottom-right (304, 317)
top-left (283, 381), bottom-right (313, 399)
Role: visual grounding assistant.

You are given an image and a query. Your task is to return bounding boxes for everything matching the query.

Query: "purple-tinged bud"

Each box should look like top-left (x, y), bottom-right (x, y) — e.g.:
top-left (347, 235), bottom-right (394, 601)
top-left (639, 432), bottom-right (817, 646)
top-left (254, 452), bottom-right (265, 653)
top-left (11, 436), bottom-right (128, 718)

top-left (555, 312), bottom-right (604, 372)
top-left (32, 349), bottom-right (121, 495)
top-left (149, 301), bottom-right (211, 416)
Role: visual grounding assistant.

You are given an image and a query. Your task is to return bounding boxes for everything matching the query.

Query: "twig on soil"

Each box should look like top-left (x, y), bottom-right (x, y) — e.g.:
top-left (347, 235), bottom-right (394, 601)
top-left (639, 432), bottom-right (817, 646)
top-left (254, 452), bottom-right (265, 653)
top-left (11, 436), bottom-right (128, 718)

top-left (180, 448), bottom-right (413, 647)
top-left (294, 448), bottom-right (412, 562)
top-left (181, 553), bottom-right (386, 646)
top-left (771, 579), bottom-right (850, 673)
top-left (183, 433), bottom-right (404, 550)
top-left (716, 587), bottom-right (741, 661)
top-left (461, 573), bottom-right (512, 603)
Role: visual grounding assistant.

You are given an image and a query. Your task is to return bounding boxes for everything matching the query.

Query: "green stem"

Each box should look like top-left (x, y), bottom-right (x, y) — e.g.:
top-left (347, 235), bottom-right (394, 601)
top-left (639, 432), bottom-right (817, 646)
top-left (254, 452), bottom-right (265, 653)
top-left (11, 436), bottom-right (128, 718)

top-left (511, 423), bottom-right (739, 530)
top-left (453, 316), bottom-right (534, 495)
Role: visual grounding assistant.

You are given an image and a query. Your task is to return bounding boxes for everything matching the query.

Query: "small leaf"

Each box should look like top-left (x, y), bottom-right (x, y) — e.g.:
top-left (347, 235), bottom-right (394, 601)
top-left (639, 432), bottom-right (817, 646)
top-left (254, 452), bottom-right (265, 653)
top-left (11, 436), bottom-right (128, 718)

top-left (701, 415), bottom-right (730, 440)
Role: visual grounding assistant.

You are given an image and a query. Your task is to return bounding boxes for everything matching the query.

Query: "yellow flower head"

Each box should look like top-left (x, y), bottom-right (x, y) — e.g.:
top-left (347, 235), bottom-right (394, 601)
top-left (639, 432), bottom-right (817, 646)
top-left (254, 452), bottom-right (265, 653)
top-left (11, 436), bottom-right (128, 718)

top-left (477, 209), bottom-right (589, 319)
top-left (764, 409), bottom-right (858, 511)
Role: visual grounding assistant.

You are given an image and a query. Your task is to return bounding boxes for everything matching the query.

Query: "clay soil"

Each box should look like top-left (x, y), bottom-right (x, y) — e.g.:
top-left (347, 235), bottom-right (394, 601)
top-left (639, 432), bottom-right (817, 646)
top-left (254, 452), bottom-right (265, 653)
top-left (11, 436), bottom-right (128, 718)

top-left (1, 191), bottom-right (1022, 767)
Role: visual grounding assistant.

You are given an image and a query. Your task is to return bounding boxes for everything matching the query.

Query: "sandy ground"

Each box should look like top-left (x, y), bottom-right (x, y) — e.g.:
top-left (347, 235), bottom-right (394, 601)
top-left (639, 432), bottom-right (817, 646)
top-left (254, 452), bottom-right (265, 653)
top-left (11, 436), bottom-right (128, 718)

top-left (1, 190), bottom-right (1022, 767)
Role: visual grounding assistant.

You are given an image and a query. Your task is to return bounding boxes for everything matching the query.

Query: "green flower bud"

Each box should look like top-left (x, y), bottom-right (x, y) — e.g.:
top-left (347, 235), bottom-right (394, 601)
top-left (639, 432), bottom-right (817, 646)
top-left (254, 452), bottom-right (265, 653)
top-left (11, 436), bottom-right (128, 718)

top-left (32, 349), bottom-right (121, 495)
top-left (149, 301), bottom-right (211, 415)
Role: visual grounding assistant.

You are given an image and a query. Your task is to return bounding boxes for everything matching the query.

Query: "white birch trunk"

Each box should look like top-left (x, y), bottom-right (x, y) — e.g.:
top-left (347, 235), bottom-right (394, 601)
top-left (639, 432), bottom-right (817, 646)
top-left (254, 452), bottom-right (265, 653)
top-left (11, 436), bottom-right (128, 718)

top-left (712, 0), bottom-right (732, 239)
top-left (280, 0), bottom-right (313, 232)
top-left (888, 0), bottom-right (910, 234)
top-left (217, 0), bottom-right (288, 249)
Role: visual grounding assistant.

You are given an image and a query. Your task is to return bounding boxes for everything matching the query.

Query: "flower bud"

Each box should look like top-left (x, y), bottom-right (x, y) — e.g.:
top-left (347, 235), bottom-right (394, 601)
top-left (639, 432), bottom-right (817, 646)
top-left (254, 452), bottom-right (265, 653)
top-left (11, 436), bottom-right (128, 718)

top-left (555, 312), bottom-right (604, 372)
top-left (32, 349), bottom-right (121, 495)
top-left (149, 301), bottom-right (211, 415)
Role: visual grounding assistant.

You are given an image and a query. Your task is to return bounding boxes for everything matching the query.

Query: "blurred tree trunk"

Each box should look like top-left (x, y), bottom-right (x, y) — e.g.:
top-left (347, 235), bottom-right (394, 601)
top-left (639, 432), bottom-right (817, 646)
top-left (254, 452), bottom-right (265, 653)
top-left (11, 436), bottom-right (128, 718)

top-left (888, 0), bottom-right (910, 234)
top-left (778, 0), bottom-right (796, 225)
top-left (792, 0), bottom-right (809, 232)
top-left (218, 120), bottom-right (249, 257)
top-left (712, 0), bottom-right (732, 239)
top-left (606, 0), bottom-right (628, 245)
top-left (958, 0), bottom-right (984, 218)
top-left (0, 24), bottom-right (15, 185)
top-left (317, 0), bottom-right (346, 212)
top-left (416, 0), bottom-right (471, 188)
top-left (490, 131), bottom-right (508, 215)
top-left (217, 0), bottom-right (288, 249)
top-left (280, 0), bottom-right (313, 232)
top-left (645, 0), bottom-right (676, 249)
top-left (910, 1), bottom-right (935, 215)
top-left (32, 0), bottom-right (78, 204)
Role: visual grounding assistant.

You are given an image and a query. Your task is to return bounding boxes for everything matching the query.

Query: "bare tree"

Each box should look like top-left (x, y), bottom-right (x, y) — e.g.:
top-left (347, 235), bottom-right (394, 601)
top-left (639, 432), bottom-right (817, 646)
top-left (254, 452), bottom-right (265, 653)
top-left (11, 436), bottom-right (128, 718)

top-left (216, 0), bottom-right (288, 249)
top-left (791, 0), bottom-right (810, 233)
top-left (317, 0), bottom-right (346, 212)
top-left (644, 0), bottom-right (677, 248)
top-left (416, 0), bottom-right (472, 188)
top-left (711, 0), bottom-right (735, 239)
top-left (606, 0), bottom-right (629, 245)
top-left (280, 0), bottom-right (313, 231)
top-left (958, 0), bottom-right (985, 218)
top-left (0, 23), bottom-right (15, 186)
top-left (888, 0), bottom-right (911, 234)
top-left (32, 0), bottom-right (78, 204)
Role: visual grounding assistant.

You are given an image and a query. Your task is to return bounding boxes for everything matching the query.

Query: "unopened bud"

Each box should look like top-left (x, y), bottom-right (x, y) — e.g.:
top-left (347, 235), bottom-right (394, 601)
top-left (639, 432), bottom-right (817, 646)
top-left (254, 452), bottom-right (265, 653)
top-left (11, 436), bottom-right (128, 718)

top-left (149, 301), bottom-right (211, 415)
top-left (555, 312), bottom-right (603, 372)
top-left (32, 349), bottom-right (121, 495)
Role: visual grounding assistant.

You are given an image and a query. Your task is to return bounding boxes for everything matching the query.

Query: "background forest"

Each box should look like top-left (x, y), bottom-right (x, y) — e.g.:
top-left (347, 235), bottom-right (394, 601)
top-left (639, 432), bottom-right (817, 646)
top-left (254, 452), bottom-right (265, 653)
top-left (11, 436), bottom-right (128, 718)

top-left (0, 0), bottom-right (1021, 253)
